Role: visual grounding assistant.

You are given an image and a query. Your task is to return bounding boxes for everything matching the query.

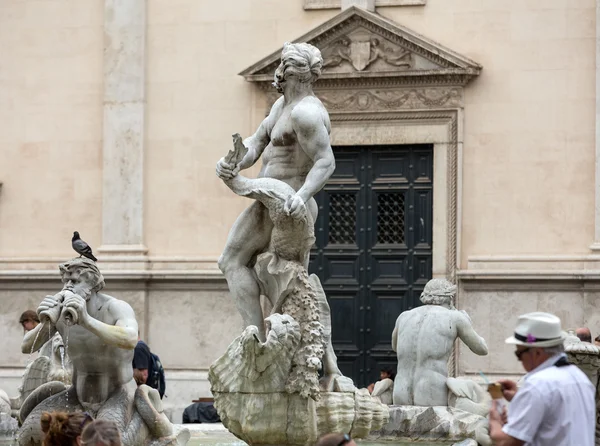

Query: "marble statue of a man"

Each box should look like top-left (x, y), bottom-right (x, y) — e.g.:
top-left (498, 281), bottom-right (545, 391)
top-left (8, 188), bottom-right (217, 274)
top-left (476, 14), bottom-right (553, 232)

top-left (392, 279), bottom-right (488, 406)
top-left (215, 42), bottom-right (335, 340)
top-left (18, 258), bottom-right (183, 446)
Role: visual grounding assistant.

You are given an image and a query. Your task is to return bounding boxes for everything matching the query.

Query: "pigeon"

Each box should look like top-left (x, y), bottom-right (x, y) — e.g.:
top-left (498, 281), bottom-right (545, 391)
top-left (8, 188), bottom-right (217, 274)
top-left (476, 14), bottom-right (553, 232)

top-left (72, 231), bottom-right (97, 262)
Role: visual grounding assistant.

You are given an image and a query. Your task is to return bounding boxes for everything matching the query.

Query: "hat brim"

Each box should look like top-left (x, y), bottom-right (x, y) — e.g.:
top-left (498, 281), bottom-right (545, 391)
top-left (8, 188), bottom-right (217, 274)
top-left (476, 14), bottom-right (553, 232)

top-left (505, 331), bottom-right (567, 347)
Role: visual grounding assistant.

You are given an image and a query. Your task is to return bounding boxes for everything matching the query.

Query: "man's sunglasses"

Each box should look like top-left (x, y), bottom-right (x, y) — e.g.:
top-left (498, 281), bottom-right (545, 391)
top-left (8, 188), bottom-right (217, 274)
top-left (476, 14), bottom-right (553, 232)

top-left (338, 434), bottom-right (352, 446)
top-left (515, 348), bottom-right (530, 360)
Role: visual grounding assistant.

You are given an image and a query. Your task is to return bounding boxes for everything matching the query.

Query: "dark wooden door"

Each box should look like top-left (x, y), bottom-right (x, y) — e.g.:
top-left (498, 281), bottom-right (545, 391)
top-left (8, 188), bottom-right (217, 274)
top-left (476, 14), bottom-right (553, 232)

top-left (309, 145), bottom-right (433, 387)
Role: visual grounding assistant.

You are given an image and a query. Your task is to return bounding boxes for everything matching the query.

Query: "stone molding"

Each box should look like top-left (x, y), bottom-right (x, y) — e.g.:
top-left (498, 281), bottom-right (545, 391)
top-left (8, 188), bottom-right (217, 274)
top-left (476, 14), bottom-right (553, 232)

top-left (304, 0), bottom-right (426, 10)
top-left (459, 255), bottom-right (600, 282)
top-left (0, 257), bottom-right (226, 287)
top-left (594, 0), bottom-right (600, 251)
top-left (101, 0), bottom-right (147, 256)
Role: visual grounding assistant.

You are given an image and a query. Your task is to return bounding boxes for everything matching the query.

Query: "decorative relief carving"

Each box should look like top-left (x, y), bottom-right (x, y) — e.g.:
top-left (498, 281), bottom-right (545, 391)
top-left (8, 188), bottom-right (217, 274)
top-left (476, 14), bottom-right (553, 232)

top-left (318, 88), bottom-right (462, 112)
top-left (304, 0), bottom-right (426, 9)
top-left (322, 36), bottom-right (412, 72)
top-left (263, 88), bottom-right (462, 115)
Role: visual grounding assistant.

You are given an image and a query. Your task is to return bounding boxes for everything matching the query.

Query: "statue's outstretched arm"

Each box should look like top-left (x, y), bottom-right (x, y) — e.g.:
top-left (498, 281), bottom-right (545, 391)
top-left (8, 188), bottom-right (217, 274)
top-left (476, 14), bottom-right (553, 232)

top-left (21, 320), bottom-right (55, 354)
top-left (81, 299), bottom-right (138, 350)
top-left (456, 312), bottom-right (488, 356)
top-left (291, 104), bottom-right (335, 203)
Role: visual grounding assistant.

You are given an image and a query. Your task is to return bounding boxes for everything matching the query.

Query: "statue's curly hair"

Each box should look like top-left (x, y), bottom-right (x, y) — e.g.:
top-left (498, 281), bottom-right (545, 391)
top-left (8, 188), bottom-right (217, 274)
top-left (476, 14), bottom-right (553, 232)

top-left (419, 278), bottom-right (456, 306)
top-left (280, 42), bottom-right (323, 84)
top-left (58, 257), bottom-right (105, 292)
top-left (40, 411), bottom-right (92, 446)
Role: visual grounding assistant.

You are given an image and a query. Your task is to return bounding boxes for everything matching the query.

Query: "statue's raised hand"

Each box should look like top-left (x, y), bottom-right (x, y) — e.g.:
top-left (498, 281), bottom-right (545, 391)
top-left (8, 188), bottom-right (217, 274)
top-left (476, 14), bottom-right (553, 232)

top-left (216, 157), bottom-right (240, 180)
top-left (63, 291), bottom-right (89, 326)
top-left (37, 294), bottom-right (62, 324)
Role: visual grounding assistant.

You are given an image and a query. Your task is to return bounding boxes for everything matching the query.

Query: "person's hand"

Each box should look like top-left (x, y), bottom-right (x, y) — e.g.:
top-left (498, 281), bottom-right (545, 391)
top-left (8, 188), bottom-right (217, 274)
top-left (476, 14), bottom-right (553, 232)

top-left (63, 291), bottom-right (89, 326)
top-left (215, 158), bottom-right (239, 180)
top-left (37, 294), bottom-right (62, 324)
top-left (497, 379), bottom-right (518, 402)
top-left (284, 194), bottom-right (307, 220)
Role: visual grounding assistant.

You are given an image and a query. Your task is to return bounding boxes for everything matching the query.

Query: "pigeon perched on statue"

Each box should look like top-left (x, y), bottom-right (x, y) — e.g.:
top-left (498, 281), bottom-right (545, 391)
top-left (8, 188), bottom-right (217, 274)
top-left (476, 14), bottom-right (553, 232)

top-left (71, 231), bottom-right (97, 262)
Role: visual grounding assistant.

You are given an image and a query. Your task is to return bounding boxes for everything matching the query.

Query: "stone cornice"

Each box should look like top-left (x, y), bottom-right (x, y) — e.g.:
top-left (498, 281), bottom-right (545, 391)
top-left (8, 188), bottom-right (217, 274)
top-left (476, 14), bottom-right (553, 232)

top-left (458, 254), bottom-right (600, 284)
top-left (0, 257), bottom-right (226, 287)
top-left (240, 7), bottom-right (481, 88)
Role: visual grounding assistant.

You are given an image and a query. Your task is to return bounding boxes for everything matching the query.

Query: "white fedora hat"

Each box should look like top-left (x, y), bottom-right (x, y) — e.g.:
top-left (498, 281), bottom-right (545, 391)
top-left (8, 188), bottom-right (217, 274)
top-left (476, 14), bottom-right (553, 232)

top-left (505, 312), bottom-right (567, 347)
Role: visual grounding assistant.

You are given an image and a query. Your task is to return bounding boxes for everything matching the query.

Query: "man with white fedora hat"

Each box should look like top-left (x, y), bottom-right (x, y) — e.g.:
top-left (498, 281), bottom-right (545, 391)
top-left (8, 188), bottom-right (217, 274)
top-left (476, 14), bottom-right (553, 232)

top-left (489, 312), bottom-right (595, 446)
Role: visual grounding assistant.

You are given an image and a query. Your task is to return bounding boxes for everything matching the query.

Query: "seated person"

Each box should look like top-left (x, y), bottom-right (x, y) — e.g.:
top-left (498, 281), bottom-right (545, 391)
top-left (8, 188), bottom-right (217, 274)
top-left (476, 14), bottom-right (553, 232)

top-left (367, 367), bottom-right (395, 405)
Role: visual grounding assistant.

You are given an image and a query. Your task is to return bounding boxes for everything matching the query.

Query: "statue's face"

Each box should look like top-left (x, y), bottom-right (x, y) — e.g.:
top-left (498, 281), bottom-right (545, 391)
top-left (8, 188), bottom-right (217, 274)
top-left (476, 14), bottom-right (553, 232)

top-left (61, 266), bottom-right (95, 299)
top-left (273, 61), bottom-right (287, 94)
top-left (273, 57), bottom-right (301, 95)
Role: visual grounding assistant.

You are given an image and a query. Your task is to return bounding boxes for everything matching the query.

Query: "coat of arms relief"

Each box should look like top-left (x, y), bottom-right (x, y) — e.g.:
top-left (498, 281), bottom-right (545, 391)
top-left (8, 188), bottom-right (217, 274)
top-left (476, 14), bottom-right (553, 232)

top-left (322, 35), bottom-right (412, 72)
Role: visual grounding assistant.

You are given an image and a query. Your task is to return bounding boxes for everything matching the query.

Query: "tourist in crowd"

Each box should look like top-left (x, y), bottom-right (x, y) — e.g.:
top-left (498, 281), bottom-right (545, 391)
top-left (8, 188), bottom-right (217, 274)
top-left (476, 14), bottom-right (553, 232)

top-left (576, 327), bottom-right (592, 343)
top-left (367, 367), bottom-right (395, 405)
top-left (314, 433), bottom-right (356, 446)
top-left (367, 367), bottom-right (395, 393)
top-left (132, 332), bottom-right (165, 398)
top-left (132, 332), bottom-right (152, 386)
top-left (489, 312), bottom-right (595, 446)
top-left (19, 310), bottom-right (40, 332)
top-left (40, 411), bottom-right (93, 446)
top-left (81, 419), bottom-right (121, 446)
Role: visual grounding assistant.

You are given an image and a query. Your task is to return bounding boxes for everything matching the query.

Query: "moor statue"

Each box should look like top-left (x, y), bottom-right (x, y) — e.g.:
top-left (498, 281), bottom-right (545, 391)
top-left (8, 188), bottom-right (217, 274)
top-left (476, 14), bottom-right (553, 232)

top-left (18, 258), bottom-right (188, 446)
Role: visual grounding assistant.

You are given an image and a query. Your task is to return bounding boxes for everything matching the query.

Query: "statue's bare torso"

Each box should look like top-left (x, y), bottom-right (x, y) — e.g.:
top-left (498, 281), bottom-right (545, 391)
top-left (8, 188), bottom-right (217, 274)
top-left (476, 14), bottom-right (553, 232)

top-left (393, 305), bottom-right (488, 406)
top-left (55, 294), bottom-right (134, 409)
top-left (259, 96), bottom-right (331, 190)
top-left (217, 90), bottom-right (335, 340)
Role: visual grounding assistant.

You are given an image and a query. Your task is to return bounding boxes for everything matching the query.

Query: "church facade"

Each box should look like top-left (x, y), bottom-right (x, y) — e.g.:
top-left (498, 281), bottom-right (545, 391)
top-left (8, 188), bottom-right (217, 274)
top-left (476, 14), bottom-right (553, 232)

top-left (0, 0), bottom-right (598, 421)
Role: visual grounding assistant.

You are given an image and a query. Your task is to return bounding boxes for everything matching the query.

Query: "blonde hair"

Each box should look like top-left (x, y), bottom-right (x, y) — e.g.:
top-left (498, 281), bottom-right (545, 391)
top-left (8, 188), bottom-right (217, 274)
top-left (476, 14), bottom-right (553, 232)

top-left (81, 419), bottom-right (121, 446)
top-left (40, 411), bottom-right (92, 446)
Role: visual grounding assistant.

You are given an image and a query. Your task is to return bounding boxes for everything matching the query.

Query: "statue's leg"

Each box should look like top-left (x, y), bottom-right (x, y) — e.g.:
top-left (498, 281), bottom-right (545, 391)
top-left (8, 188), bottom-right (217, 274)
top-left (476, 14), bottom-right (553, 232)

top-left (95, 380), bottom-right (136, 434)
top-left (96, 381), bottom-right (175, 446)
top-left (18, 387), bottom-right (82, 446)
top-left (218, 201), bottom-right (273, 340)
top-left (302, 198), bottom-right (318, 270)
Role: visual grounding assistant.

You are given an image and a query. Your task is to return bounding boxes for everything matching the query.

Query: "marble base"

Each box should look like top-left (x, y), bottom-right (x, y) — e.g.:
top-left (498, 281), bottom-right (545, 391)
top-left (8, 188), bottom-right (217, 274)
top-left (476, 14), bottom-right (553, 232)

top-left (369, 406), bottom-right (489, 445)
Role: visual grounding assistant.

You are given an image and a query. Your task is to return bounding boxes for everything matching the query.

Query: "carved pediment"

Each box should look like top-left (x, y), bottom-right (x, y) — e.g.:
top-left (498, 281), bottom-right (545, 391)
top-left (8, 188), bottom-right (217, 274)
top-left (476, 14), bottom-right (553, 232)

top-left (240, 6), bottom-right (481, 88)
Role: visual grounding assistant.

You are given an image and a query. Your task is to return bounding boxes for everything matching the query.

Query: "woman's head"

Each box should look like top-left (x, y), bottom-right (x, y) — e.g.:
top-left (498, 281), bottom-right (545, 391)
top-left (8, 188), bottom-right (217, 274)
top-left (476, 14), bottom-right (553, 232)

top-left (40, 411), bottom-right (93, 446)
top-left (81, 419), bottom-right (121, 446)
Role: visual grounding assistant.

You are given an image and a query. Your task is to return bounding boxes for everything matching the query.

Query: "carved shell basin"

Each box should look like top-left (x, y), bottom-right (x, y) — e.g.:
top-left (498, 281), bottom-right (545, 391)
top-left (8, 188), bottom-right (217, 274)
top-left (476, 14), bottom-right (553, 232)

top-left (212, 389), bottom-right (389, 446)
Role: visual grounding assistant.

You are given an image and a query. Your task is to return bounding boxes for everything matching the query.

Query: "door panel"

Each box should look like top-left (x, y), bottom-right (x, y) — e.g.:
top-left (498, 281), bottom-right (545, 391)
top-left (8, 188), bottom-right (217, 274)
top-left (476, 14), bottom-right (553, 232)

top-left (310, 144), bottom-right (433, 387)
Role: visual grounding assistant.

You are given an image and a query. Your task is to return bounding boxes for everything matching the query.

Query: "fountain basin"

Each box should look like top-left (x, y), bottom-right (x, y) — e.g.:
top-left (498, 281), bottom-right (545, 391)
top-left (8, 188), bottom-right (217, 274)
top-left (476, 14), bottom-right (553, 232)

top-left (183, 423), bottom-right (476, 446)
